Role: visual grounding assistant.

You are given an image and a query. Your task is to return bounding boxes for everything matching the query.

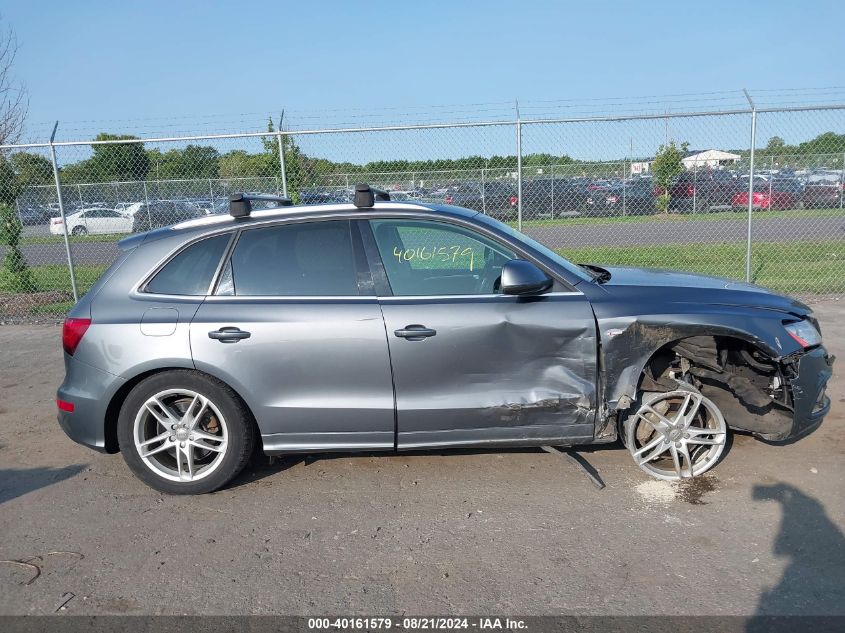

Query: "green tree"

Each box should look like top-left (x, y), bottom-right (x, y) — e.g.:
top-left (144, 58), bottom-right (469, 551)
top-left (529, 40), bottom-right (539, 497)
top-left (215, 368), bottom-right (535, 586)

top-left (651, 140), bottom-right (689, 213)
top-left (765, 136), bottom-right (786, 153)
top-left (87, 133), bottom-right (150, 182)
top-left (10, 152), bottom-right (53, 187)
top-left (148, 145), bottom-right (219, 180)
top-left (0, 156), bottom-right (34, 292)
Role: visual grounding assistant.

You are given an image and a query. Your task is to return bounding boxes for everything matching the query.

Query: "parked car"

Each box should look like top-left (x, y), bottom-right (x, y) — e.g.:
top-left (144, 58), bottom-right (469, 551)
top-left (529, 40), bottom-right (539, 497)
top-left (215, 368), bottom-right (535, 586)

top-left (444, 181), bottom-right (517, 219)
top-left (50, 207), bottom-right (134, 236)
top-left (521, 177), bottom-right (590, 218)
top-left (668, 170), bottom-right (742, 212)
top-left (299, 190), bottom-right (349, 205)
top-left (599, 179), bottom-right (658, 216)
top-left (114, 202), bottom-right (142, 214)
top-left (732, 178), bottom-right (801, 210)
top-left (131, 201), bottom-right (206, 233)
top-left (17, 206), bottom-right (51, 226)
top-left (56, 186), bottom-right (833, 494)
top-left (802, 180), bottom-right (843, 208)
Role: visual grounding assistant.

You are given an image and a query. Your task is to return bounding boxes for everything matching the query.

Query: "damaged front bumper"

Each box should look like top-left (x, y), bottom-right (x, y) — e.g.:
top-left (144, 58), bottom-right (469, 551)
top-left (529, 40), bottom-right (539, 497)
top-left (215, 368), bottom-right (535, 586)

top-left (771, 345), bottom-right (835, 442)
top-left (746, 345), bottom-right (835, 442)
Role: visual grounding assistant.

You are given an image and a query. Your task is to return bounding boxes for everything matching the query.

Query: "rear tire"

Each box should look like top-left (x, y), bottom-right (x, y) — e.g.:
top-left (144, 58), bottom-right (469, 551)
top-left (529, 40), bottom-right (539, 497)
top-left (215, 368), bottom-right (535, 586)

top-left (117, 370), bottom-right (256, 494)
top-left (71, 226), bottom-right (88, 236)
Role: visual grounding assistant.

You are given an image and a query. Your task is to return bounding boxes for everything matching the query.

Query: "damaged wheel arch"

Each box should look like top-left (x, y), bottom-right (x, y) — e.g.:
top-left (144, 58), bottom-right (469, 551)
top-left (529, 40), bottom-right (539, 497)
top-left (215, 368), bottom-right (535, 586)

top-left (610, 328), bottom-right (828, 442)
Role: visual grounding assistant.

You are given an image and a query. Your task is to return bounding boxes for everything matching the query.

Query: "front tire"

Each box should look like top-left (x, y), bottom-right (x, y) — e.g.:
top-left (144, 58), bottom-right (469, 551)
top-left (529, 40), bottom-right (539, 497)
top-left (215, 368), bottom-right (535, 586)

top-left (623, 385), bottom-right (728, 480)
top-left (117, 370), bottom-right (256, 494)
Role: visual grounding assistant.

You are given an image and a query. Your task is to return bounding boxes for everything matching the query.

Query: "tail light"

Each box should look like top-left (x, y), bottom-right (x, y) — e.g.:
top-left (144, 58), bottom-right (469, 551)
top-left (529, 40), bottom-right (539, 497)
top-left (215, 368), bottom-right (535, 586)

top-left (57, 399), bottom-right (75, 412)
top-left (444, 194), bottom-right (453, 204)
top-left (607, 195), bottom-right (619, 203)
top-left (686, 185), bottom-right (695, 196)
top-left (509, 196), bottom-right (517, 206)
top-left (51, 218), bottom-right (63, 224)
top-left (62, 318), bottom-right (91, 356)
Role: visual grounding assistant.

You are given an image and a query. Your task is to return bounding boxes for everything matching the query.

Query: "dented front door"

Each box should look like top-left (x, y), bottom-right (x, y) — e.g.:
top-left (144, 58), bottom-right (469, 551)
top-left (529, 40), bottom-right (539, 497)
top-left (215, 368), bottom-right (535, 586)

top-left (380, 294), bottom-right (598, 449)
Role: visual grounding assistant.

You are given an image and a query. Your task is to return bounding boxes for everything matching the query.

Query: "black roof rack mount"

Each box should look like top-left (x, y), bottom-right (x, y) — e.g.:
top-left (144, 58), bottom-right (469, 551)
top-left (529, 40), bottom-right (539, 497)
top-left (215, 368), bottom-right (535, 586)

top-left (354, 184), bottom-right (391, 208)
top-left (228, 193), bottom-right (293, 218)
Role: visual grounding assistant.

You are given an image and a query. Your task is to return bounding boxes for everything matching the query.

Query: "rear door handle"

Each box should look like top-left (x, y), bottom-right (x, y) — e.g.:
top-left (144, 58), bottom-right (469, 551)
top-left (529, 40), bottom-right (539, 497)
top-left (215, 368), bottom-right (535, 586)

top-left (208, 327), bottom-right (251, 343)
top-left (394, 324), bottom-right (437, 341)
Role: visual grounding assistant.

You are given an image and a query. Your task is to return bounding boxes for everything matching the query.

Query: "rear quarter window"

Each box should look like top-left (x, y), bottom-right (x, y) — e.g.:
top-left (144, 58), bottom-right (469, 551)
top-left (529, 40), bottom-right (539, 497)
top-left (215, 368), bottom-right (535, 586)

top-left (144, 233), bottom-right (230, 296)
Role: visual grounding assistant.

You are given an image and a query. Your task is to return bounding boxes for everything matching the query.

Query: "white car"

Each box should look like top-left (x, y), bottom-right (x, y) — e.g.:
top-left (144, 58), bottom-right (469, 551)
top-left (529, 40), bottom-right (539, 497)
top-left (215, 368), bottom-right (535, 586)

top-left (50, 207), bottom-right (134, 236)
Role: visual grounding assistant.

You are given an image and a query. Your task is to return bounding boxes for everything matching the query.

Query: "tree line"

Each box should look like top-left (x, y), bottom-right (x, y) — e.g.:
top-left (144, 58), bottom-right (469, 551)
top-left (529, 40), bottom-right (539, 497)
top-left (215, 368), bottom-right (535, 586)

top-left (2, 130), bottom-right (844, 198)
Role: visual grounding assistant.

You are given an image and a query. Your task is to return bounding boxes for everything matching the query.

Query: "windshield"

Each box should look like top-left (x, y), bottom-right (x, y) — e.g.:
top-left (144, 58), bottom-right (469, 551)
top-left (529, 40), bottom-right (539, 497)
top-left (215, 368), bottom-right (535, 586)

top-left (473, 214), bottom-right (594, 283)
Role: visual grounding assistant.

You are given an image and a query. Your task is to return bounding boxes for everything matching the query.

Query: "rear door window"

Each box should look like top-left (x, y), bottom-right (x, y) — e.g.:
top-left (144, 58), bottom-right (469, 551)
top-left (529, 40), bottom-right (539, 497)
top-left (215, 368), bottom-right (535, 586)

top-left (226, 220), bottom-right (359, 296)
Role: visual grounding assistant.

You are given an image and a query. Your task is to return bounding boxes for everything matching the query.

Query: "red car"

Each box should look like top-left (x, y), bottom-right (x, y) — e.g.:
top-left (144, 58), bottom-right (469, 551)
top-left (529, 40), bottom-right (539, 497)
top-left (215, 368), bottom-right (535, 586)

top-left (732, 179), bottom-right (800, 210)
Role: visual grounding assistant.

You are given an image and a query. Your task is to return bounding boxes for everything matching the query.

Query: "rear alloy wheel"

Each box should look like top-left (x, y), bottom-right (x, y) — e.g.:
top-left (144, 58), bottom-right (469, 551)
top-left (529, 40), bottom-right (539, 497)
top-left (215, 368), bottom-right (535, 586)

top-left (625, 389), bottom-right (727, 480)
top-left (71, 225), bottom-right (88, 236)
top-left (118, 371), bottom-right (255, 494)
top-left (133, 389), bottom-right (229, 483)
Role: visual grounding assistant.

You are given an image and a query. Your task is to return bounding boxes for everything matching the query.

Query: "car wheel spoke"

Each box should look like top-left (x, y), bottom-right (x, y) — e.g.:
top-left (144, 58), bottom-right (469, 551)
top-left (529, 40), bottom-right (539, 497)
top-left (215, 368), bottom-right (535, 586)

top-left (638, 406), bottom-right (672, 434)
top-left (669, 444), bottom-right (684, 478)
top-left (686, 435), bottom-right (725, 446)
top-left (137, 430), bottom-right (170, 449)
top-left (184, 444), bottom-right (195, 480)
top-left (678, 393), bottom-right (703, 428)
top-left (190, 438), bottom-right (227, 453)
top-left (633, 436), bottom-right (668, 464)
top-left (138, 435), bottom-right (172, 458)
top-left (145, 397), bottom-right (180, 429)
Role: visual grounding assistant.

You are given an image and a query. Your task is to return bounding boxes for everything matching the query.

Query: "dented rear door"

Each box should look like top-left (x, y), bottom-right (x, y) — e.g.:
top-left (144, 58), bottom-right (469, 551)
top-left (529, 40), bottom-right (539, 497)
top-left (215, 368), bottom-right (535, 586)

top-left (381, 293), bottom-right (598, 448)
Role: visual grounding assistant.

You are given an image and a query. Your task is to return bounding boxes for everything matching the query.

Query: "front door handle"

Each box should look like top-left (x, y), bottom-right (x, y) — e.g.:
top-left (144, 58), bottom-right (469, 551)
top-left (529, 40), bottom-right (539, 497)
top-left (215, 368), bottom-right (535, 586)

top-left (394, 324), bottom-right (437, 341)
top-left (208, 327), bottom-right (251, 343)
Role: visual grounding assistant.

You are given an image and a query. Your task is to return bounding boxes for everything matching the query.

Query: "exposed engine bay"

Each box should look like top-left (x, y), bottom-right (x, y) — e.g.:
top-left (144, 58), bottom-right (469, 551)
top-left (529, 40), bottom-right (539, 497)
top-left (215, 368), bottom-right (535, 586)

top-left (638, 336), bottom-right (802, 441)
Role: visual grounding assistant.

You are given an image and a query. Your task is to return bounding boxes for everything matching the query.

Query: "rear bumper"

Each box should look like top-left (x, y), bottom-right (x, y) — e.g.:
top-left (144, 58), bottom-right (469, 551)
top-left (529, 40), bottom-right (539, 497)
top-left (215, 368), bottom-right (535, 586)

top-left (762, 346), bottom-right (834, 442)
top-left (57, 354), bottom-right (125, 452)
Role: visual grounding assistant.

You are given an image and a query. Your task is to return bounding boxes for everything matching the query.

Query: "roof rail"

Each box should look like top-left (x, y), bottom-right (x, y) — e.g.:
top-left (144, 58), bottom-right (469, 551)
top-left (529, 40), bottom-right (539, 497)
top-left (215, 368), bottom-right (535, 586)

top-left (353, 183), bottom-right (391, 208)
top-left (228, 193), bottom-right (293, 218)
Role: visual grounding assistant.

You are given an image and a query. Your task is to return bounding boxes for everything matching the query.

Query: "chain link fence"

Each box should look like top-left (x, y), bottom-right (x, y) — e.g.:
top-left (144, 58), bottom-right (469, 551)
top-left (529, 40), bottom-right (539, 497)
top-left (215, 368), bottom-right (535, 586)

top-left (1, 103), bottom-right (844, 320)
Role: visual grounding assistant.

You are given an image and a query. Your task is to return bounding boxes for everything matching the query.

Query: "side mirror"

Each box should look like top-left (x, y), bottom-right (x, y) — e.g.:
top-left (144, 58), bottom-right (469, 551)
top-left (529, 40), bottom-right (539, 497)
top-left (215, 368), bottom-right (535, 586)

top-left (500, 259), bottom-right (553, 296)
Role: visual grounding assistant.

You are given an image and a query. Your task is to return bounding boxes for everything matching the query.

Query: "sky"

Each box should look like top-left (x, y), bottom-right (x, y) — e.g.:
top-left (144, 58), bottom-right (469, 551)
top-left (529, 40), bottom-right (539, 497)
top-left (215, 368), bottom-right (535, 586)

top-left (3, 0), bottom-right (845, 162)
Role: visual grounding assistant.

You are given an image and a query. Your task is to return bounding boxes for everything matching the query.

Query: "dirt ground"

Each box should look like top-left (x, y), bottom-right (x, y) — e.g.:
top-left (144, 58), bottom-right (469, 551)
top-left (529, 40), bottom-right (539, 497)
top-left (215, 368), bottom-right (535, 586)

top-left (0, 302), bottom-right (843, 616)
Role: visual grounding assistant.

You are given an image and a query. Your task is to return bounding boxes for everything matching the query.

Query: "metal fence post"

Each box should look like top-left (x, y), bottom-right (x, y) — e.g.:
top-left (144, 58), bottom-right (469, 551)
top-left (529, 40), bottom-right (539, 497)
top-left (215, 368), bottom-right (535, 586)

top-left (515, 100), bottom-right (523, 231)
top-left (692, 160), bottom-right (697, 213)
top-left (480, 166), bottom-right (486, 215)
top-left (841, 152), bottom-right (844, 209)
top-left (743, 90), bottom-right (757, 283)
top-left (277, 111), bottom-right (289, 198)
top-left (48, 121), bottom-right (78, 302)
top-left (768, 155), bottom-right (774, 207)
top-left (622, 161), bottom-right (627, 216)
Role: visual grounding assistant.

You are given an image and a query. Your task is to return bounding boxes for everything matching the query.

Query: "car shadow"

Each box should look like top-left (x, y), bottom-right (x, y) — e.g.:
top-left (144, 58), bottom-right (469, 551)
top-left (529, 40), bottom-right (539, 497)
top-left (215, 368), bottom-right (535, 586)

top-left (747, 482), bottom-right (845, 630)
top-left (224, 444), bottom-right (620, 491)
top-left (0, 464), bottom-right (88, 505)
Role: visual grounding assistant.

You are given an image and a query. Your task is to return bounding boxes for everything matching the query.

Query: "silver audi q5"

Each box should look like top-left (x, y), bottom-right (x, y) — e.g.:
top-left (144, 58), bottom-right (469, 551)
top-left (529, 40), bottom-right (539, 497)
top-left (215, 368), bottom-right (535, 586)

top-left (57, 186), bottom-right (833, 494)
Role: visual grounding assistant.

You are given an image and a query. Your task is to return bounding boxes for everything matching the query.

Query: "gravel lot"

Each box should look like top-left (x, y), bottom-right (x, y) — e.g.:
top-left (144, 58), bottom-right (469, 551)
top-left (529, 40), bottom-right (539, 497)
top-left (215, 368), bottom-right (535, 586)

top-left (0, 302), bottom-right (843, 616)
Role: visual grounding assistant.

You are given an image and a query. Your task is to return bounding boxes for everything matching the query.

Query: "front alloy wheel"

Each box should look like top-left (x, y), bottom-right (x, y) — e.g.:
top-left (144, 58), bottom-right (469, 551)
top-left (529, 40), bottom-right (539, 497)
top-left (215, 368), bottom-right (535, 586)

top-left (626, 389), bottom-right (727, 480)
